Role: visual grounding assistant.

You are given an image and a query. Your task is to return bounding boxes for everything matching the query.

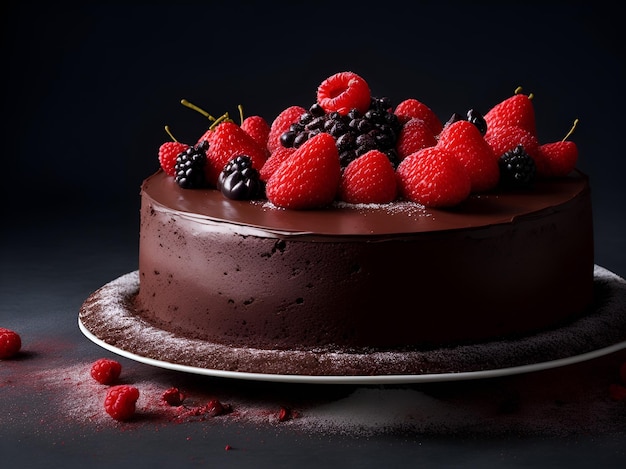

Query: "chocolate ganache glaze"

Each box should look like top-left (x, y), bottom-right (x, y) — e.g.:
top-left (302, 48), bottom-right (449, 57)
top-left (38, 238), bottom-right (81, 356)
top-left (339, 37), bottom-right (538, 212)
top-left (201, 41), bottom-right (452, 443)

top-left (133, 169), bottom-right (594, 351)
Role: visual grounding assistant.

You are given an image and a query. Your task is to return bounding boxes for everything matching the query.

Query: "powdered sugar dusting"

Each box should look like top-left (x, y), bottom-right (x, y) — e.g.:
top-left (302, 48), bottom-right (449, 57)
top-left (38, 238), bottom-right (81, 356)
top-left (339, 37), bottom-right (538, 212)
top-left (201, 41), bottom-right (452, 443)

top-left (78, 267), bottom-right (626, 379)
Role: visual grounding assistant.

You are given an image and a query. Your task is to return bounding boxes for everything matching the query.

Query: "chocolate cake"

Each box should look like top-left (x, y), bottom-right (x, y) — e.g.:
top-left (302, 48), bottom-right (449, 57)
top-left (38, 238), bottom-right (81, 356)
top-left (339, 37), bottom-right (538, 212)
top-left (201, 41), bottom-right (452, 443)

top-left (81, 71), bottom-right (602, 374)
top-left (133, 169), bottom-right (593, 352)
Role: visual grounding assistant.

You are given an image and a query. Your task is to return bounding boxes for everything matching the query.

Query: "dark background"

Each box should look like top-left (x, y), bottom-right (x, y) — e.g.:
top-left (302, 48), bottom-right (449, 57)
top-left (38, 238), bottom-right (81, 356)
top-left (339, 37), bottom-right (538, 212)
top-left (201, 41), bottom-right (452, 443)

top-left (2, 0), bottom-right (624, 276)
top-left (2, 2), bottom-right (626, 467)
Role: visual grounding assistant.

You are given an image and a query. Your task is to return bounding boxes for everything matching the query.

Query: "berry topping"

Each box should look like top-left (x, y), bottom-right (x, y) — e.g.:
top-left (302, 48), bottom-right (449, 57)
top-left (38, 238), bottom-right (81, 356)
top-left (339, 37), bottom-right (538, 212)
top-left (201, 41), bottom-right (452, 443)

top-left (396, 146), bottom-right (471, 208)
top-left (162, 387), bottom-right (185, 406)
top-left (159, 141), bottom-right (189, 177)
top-left (265, 132), bottom-right (341, 210)
top-left (338, 149), bottom-right (397, 204)
top-left (498, 145), bottom-right (537, 189)
top-left (175, 140), bottom-right (209, 189)
top-left (241, 114), bottom-right (271, 155)
top-left (316, 71), bottom-right (371, 116)
top-left (536, 120), bottom-right (580, 178)
top-left (217, 155), bottom-right (265, 200)
top-left (259, 146), bottom-right (295, 182)
top-left (0, 327), bottom-right (21, 359)
top-left (90, 358), bottom-right (122, 385)
top-left (437, 119), bottom-right (499, 193)
top-left (104, 385), bottom-right (140, 421)
top-left (280, 97), bottom-right (401, 169)
top-left (267, 105), bottom-right (307, 153)
top-left (484, 88), bottom-right (537, 137)
top-left (485, 125), bottom-right (541, 165)
top-left (466, 109), bottom-right (488, 136)
top-left (394, 98), bottom-right (443, 136)
top-left (204, 121), bottom-right (269, 186)
top-left (395, 117), bottom-right (437, 161)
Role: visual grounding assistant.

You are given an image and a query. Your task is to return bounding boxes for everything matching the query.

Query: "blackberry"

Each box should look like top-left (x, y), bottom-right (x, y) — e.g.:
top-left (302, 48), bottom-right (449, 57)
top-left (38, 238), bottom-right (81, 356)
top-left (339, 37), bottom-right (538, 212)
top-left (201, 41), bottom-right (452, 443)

top-left (498, 145), bottom-right (536, 189)
top-left (217, 155), bottom-right (264, 200)
top-left (174, 140), bottom-right (209, 189)
top-left (444, 109), bottom-right (487, 136)
top-left (467, 109), bottom-right (487, 135)
top-left (279, 96), bottom-right (402, 169)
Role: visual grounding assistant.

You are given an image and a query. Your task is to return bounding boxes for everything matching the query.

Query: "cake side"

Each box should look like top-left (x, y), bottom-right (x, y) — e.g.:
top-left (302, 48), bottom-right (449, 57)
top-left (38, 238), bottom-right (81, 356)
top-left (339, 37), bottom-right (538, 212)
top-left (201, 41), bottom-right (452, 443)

top-left (133, 170), bottom-right (594, 351)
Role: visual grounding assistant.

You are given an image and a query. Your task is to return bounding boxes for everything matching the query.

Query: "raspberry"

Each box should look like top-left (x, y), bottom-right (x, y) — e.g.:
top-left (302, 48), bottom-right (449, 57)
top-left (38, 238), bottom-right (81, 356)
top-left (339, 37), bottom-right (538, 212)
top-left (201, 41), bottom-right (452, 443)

top-left (90, 358), bottom-right (122, 385)
top-left (537, 140), bottom-right (578, 178)
top-left (162, 387), bottom-right (185, 406)
top-left (0, 327), bottom-right (21, 359)
top-left (338, 149), bottom-right (397, 204)
top-left (437, 119), bottom-right (499, 193)
top-left (204, 121), bottom-right (269, 187)
top-left (104, 385), bottom-right (140, 421)
top-left (396, 146), bottom-right (471, 208)
top-left (267, 105), bottom-right (306, 153)
top-left (265, 132), bottom-right (341, 210)
top-left (316, 71), bottom-right (371, 116)
top-left (395, 117), bottom-right (437, 160)
top-left (484, 89), bottom-right (537, 137)
top-left (241, 115), bottom-right (271, 154)
top-left (394, 98), bottom-right (443, 136)
top-left (158, 141), bottom-right (189, 177)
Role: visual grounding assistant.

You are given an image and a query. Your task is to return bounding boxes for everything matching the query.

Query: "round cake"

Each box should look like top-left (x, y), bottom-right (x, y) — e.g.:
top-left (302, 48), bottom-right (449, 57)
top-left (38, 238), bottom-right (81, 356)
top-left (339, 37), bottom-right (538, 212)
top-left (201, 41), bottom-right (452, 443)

top-left (127, 71), bottom-right (594, 355)
top-left (134, 169), bottom-right (593, 351)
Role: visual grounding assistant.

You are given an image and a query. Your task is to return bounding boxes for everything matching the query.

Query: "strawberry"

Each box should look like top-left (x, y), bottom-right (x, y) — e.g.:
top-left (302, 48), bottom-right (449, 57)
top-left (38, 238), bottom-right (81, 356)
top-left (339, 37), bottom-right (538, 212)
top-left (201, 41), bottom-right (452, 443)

top-left (394, 98), bottom-right (443, 136)
top-left (395, 118), bottom-right (437, 160)
top-left (90, 358), bottom-right (122, 385)
top-left (267, 105), bottom-right (306, 153)
top-left (437, 120), bottom-right (500, 193)
top-left (484, 90), bottom-right (537, 136)
top-left (338, 149), bottom-right (397, 204)
top-left (485, 125), bottom-right (543, 171)
top-left (265, 132), bottom-right (341, 209)
top-left (241, 115), bottom-right (271, 155)
top-left (259, 146), bottom-right (296, 182)
top-left (316, 71), bottom-right (371, 116)
top-left (536, 140), bottom-right (578, 178)
top-left (396, 146), bottom-right (471, 208)
top-left (104, 385), bottom-right (139, 421)
top-left (204, 121), bottom-right (269, 186)
top-left (0, 327), bottom-right (21, 359)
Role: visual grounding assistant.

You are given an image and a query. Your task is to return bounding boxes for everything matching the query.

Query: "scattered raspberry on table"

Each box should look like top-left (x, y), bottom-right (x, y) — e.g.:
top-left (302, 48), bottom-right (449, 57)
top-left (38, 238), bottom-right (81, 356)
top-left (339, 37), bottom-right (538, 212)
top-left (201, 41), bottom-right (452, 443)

top-left (0, 327), bottom-right (21, 359)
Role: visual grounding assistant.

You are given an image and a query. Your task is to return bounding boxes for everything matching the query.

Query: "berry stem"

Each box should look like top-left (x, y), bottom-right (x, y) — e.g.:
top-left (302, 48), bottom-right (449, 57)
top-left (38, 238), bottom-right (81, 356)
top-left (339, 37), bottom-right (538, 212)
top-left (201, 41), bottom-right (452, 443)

top-left (209, 112), bottom-right (231, 130)
top-left (238, 104), bottom-right (244, 125)
top-left (514, 86), bottom-right (534, 100)
top-left (181, 99), bottom-right (216, 121)
top-left (164, 125), bottom-right (179, 142)
top-left (563, 118), bottom-right (579, 141)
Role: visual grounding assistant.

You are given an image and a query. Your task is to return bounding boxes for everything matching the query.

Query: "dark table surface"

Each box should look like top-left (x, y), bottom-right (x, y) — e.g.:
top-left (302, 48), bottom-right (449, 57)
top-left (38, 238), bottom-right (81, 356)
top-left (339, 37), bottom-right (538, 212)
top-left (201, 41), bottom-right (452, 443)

top-left (2, 2), bottom-right (626, 467)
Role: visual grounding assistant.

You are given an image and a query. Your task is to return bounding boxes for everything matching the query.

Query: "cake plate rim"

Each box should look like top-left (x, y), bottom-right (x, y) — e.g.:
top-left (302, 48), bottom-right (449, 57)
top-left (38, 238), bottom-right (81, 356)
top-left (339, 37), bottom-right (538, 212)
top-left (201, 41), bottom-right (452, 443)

top-left (78, 265), bottom-right (626, 385)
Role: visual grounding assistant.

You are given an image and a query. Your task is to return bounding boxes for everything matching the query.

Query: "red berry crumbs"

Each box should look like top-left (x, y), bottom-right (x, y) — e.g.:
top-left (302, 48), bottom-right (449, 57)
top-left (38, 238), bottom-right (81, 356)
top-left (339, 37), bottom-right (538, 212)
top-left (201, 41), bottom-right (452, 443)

top-left (278, 407), bottom-right (292, 422)
top-left (162, 387), bottom-right (185, 406)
